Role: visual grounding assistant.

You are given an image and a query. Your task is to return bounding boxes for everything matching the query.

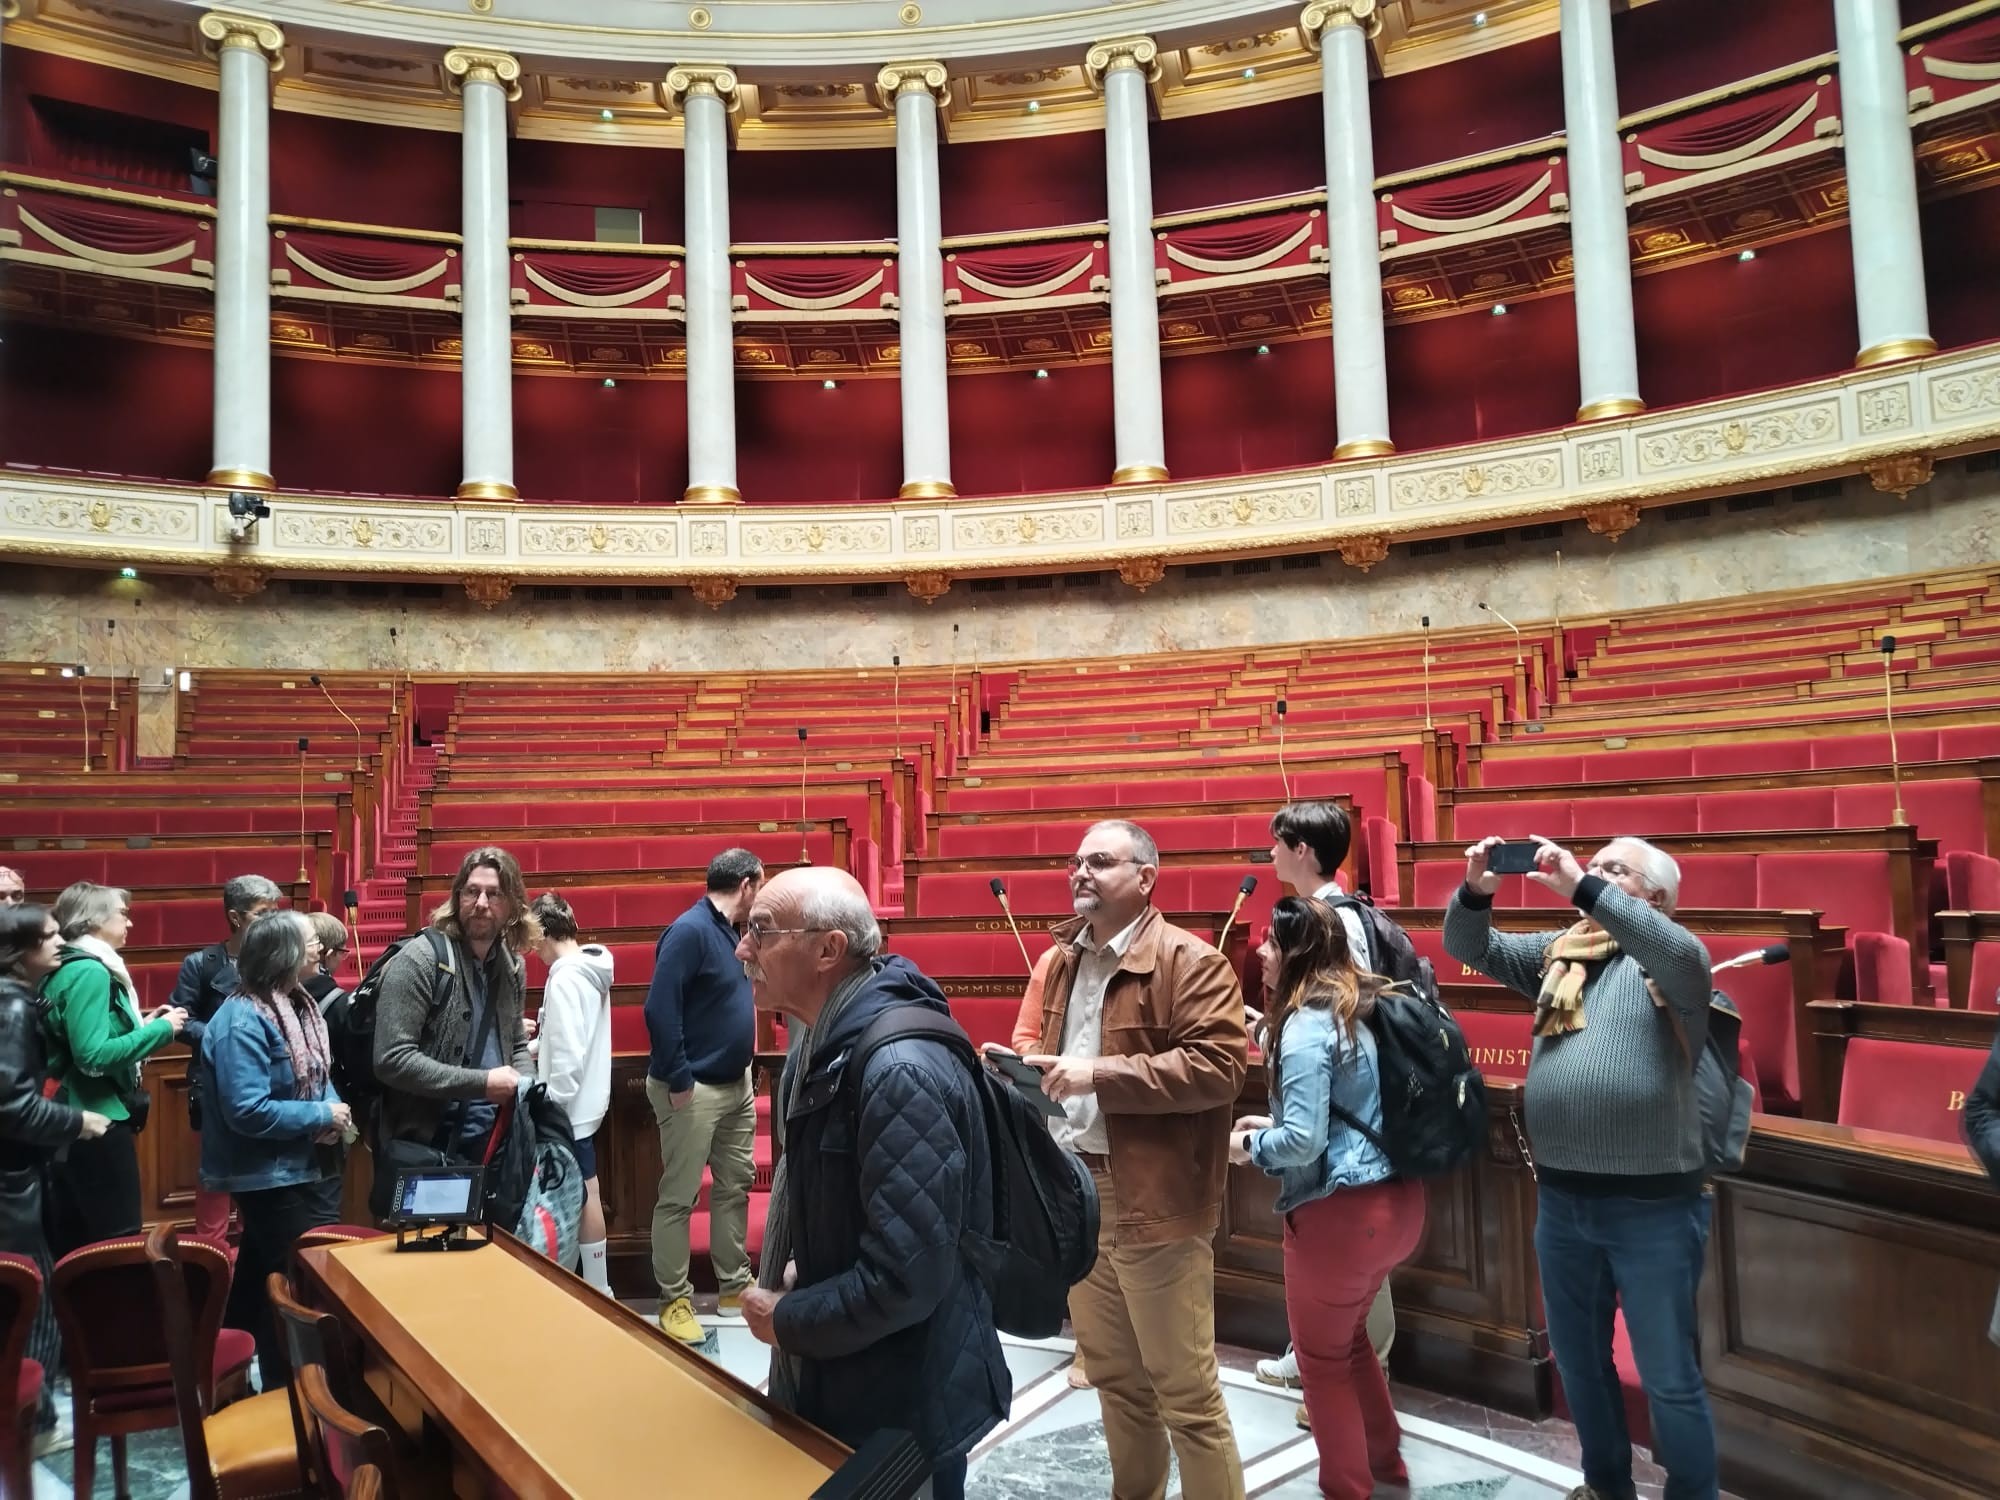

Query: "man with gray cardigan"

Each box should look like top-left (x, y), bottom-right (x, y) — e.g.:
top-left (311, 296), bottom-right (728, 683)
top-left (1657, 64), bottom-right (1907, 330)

top-left (1445, 834), bottom-right (1717, 1500)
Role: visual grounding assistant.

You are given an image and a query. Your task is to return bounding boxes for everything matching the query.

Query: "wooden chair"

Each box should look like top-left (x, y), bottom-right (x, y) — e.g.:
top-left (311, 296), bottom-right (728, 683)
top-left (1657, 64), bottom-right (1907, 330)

top-left (0, 1254), bottom-right (43, 1500)
top-left (296, 1365), bottom-right (397, 1500)
top-left (145, 1228), bottom-right (304, 1500)
top-left (50, 1232), bottom-right (251, 1500)
top-left (344, 1466), bottom-right (384, 1500)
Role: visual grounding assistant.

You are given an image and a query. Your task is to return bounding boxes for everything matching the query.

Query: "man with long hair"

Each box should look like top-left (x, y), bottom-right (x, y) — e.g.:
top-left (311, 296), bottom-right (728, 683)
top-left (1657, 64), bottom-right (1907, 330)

top-left (370, 846), bottom-right (539, 1207)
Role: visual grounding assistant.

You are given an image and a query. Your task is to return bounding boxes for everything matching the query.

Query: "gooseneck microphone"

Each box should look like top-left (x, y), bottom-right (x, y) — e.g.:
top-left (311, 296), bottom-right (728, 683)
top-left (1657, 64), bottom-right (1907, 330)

top-left (892, 652), bottom-right (902, 762)
top-left (1880, 634), bottom-right (1907, 826)
top-left (1275, 698), bottom-right (1291, 800)
top-left (1478, 601), bottom-right (1524, 667)
top-left (310, 673), bottom-right (366, 773)
top-left (343, 888), bottom-right (364, 979)
top-left (1713, 943), bottom-right (1789, 974)
top-left (1217, 874), bottom-right (1257, 953)
top-left (1420, 615), bottom-right (1433, 730)
top-left (989, 877), bottom-right (1035, 973)
top-left (296, 736), bottom-right (311, 888)
top-left (796, 726), bottom-right (813, 864)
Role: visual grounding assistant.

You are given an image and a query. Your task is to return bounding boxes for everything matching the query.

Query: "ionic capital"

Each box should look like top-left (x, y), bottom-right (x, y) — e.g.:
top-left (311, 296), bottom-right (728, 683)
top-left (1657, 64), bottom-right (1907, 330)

top-left (198, 11), bottom-right (285, 72)
top-left (1084, 36), bottom-right (1160, 91)
top-left (875, 60), bottom-right (949, 111)
top-left (1300, 0), bottom-right (1382, 50)
top-left (665, 63), bottom-right (741, 114)
top-left (443, 47), bottom-right (522, 103)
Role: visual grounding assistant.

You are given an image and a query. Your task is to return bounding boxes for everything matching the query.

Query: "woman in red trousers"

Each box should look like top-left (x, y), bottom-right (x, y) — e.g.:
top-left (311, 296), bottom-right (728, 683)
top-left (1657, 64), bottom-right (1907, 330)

top-left (1232, 896), bottom-right (1428, 1498)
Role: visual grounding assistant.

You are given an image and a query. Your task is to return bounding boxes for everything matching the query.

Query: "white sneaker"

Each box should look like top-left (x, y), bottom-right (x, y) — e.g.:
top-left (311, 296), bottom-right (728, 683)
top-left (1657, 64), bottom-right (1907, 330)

top-left (31, 1412), bottom-right (73, 1459)
top-left (1255, 1347), bottom-right (1301, 1388)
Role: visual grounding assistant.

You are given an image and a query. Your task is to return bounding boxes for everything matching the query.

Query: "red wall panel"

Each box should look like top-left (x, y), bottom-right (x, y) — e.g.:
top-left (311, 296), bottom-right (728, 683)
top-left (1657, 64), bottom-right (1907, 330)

top-left (736, 377), bottom-right (901, 503)
top-left (3, 50), bottom-right (213, 183)
top-left (0, 324), bottom-right (210, 483)
top-left (948, 364), bottom-right (1115, 495)
top-left (515, 374), bottom-right (688, 505)
top-left (271, 357), bottom-right (459, 498)
top-left (510, 138), bottom-right (682, 244)
top-left (940, 131), bottom-right (1108, 237)
top-left (1149, 95), bottom-right (1324, 215)
top-left (1384, 294), bottom-right (1579, 451)
top-left (1371, 36), bottom-right (1564, 177)
top-left (1923, 186), bottom-right (2000, 351)
top-left (1633, 230), bottom-right (1855, 410)
top-left (730, 148), bottom-right (896, 243)
top-left (1614, 0), bottom-right (1835, 116)
top-left (1161, 339), bottom-right (1335, 480)
top-left (270, 114), bottom-right (457, 233)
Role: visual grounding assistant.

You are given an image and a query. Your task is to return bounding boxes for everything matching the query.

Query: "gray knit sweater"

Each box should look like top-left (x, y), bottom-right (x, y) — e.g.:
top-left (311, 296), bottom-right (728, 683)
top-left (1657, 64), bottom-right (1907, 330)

top-left (1444, 877), bottom-right (1712, 1180)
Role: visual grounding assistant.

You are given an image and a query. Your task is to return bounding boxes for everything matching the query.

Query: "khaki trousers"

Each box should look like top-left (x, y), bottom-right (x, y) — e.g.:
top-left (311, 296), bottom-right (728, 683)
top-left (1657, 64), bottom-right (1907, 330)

top-left (646, 1071), bottom-right (756, 1303)
top-left (1069, 1171), bottom-right (1246, 1500)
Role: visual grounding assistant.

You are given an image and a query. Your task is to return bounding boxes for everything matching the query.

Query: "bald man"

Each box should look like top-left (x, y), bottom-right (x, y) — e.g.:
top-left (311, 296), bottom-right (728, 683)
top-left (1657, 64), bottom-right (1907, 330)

top-left (736, 869), bottom-right (1008, 1500)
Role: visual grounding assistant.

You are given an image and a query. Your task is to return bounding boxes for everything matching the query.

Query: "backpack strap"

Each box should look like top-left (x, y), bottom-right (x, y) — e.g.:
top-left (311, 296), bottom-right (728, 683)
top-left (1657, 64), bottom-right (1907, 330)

top-left (844, 1005), bottom-right (980, 1094)
top-left (1327, 1099), bottom-right (1390, 1156)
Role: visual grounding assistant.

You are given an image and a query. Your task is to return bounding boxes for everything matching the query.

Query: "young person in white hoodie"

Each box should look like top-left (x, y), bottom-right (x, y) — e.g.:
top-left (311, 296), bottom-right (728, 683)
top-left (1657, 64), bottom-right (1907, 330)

top-left (529, 892), bottom-right (615, 1294)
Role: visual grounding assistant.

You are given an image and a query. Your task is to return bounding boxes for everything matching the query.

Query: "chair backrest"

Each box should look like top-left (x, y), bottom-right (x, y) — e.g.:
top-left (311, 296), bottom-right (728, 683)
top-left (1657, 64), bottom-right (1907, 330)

top-left (266, 1269), bottom-right (357, 1490)
top-left (297, 1363), bottom-right (396, 1500)
top-left (345, 1465), bottom-right (385, 1500)
top-left (144, 1227), bottom-right (220, 1500)
top-left (52, 1231), bottom-right (233, 1417)
top-left (0, 1252), bottom-right (41, 1426)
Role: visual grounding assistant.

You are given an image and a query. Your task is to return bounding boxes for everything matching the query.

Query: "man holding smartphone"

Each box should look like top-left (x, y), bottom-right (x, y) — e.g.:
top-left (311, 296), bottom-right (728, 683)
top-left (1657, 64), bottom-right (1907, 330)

top-left (1445, 834), bottom-right (1718, 1500)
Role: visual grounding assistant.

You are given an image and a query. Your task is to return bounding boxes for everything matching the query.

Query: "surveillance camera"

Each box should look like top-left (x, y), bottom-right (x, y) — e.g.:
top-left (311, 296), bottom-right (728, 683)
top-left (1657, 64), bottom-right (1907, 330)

top-left (225, 491), bottom-right (271, 544)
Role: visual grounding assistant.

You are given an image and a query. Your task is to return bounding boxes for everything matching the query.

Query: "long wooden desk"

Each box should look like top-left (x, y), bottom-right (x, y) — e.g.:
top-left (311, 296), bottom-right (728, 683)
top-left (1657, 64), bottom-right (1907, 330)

top-left (297, 1231), bottom-right (887, 1498)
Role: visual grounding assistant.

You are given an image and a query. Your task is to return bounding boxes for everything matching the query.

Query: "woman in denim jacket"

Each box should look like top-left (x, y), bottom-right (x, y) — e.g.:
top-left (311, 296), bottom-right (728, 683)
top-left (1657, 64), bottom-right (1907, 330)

top-left (198, 910), bottom-right (352, 1383)
top-left (1229, 897), bottom-right (1427, 1500)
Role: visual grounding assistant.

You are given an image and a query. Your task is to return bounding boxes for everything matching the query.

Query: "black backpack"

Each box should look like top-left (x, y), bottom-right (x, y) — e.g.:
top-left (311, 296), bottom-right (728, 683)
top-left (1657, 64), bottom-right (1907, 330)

top-left (1326, 965), bottom-right (1489, 1181)
top-left (1665, 990), bottom-right (1755, 1175)
top-left (1325, 890), bottom-right (1440, 1004)
top-left (325, 930), bottom-right (453, 1131)
top-left (844, 1005), bottom-right (1099, 1340)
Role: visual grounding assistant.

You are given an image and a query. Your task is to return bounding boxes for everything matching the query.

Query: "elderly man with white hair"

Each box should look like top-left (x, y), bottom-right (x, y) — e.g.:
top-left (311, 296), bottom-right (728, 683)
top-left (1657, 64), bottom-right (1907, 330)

top-left (1445, 835), bottom-right (1717, 1500)
top-left (735, 867), bottom-right (1008, 1500)
top-left (0, 868), bottom-right (24, 905)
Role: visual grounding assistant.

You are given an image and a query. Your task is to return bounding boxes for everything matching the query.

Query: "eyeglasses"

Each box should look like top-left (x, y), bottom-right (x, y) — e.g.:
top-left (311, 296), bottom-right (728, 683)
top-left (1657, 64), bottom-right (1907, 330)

top-left (460, 888), bottom-right (504, 907)
top-left (1065, 854), bottom-right (1143, 875)
top-left (0, 891), bottom-right (24, 905)
top-left (1586, 859), bottom-right (1648, 885)
top-left (742, 922), bottom-right (831, 947)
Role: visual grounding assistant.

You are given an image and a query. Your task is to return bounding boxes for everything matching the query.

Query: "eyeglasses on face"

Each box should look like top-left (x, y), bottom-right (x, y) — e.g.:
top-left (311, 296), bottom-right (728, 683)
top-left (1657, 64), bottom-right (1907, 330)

top-left (1586, 858), bottom-right (1649, 886)
top-left (460, 887), bottom-right (504, 907)
top-left (742, 921), bottom-right (831, 947)
top-left (1066, 854), bottom-right (1143, 875)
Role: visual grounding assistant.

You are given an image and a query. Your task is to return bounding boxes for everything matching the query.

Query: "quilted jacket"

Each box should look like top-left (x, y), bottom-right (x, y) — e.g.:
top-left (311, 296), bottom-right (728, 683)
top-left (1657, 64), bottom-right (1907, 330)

top-left (772, 955), bottom-right (1011, 1464)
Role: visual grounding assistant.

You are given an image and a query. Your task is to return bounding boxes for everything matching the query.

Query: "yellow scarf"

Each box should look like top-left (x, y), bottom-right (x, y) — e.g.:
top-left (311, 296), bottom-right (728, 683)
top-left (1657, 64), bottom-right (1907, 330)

top-left (1534, 922), bottom-right (1667, 1038)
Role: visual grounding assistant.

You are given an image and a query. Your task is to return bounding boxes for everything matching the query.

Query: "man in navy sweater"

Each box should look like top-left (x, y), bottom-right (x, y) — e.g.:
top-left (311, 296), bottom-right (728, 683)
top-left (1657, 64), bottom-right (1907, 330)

top-left (645, 847), bottom-right (764, 1344)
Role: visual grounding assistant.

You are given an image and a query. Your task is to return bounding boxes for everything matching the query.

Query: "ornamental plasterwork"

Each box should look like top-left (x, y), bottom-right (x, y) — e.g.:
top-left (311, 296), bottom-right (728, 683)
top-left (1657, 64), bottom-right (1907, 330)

top-left (519, 520), bottom-right (677, 556)
top-left (273, 513), bottom-right (449, 552)
top-left (464, 517), bottom-right (506, 555)
top-left (1390, 453), bottom-right (1561, 510)
top-left (7, 492), bottom-right (195, 540)
top-left (1115, 500), bottom-right (1155, 539)
top-left (741, 519), bottom-right (891, 556)
top-left (1636, 399), bottom-right (1841, 474)
top-left (902, 516), bottom-right (941, 552)
top-left (1859, 385), bottom-right (1914, 435)
top-left (950, 508), bottom-right (1102, 549)
top-left (1333, 478), bottom-right (1377, 517)
top-left (690, 520), bottom-right (729, 555)
top-left (1577, 439), bottom-right (1623, 483)
top-left (1866, 454), bottom-right (1935, 498)
top-left (1930, 369), bottom-right (2000, 418)
top-left (1166, 486), bottom-right (1320, 535)
top-left (1116, 556), bottom-right (1167, 591)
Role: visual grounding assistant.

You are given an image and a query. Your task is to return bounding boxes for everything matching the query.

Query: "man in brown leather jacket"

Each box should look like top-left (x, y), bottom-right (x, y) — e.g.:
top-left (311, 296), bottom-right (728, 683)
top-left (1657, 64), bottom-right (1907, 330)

top-left (1023, 819), bottom-right (1250, 1500)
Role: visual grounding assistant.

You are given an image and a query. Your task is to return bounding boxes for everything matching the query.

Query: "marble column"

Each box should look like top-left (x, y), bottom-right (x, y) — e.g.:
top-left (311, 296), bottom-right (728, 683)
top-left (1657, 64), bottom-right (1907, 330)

top-left (443, 49), bottom-right (520, 501)
top-left (879, 61), bottom-right (955, 500)
top-left (1303, 0), bottom-right (1392, 460)
top-left (197, 12), bottom-right (284, 492)
top-left (668, 64), bottom-right (742, 505)
top-left (1086, 36), bottom-right (1168, 484)
top-left (1560, 0), bottom-right (1643, 420)
top-left (1836, 0), bottom-right (1935, 366)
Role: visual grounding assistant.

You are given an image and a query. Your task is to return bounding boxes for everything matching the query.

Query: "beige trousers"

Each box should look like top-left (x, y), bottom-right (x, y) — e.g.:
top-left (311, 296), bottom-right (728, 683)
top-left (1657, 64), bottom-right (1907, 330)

top-left (646, 1071), bottom-right (756, 1303)
top-left (1068, 1171), bottom-right (1247, 1500)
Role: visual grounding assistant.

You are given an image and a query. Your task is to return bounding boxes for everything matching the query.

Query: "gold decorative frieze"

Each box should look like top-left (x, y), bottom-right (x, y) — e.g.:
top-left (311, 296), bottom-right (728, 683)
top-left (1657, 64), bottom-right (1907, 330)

top-left (273, 513), bottom-right (449, 553)
top-left (690, 576), bottom-right (738, 609)
top-left (905, 571), bottom-right (952, 604)
top-left (1866, 454), bottom-right (1934, 498)
top-left (6, 491), bottom-right (196, 541)
top-left (1636, 399), bottom-right (1841, 474)
top-left (741, 519), bottom-right (891, 557)
top-left (1117, 556), bottom-right (1168, 591)
top-left (520, 520), bottom-right (677, 557)
top-left (1335, 534), bottom-right (1390, 571)
top-left (1930, 368), bottom-right (2000, 419)
top-left (1390, 453), bottom-right (1561, 510)
top-left (1583, 502), bottom-right (1642, 541)
top-left (1166, 486), bottom-right (1320, 534)
top-left (951, 508), bottom-right (1102, 549)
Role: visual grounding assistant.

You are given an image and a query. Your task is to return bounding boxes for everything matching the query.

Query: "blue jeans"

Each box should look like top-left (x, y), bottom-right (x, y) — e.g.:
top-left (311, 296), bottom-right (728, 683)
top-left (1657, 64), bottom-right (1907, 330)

top-left (1534, 1184), bottom-right (1717, 1500)
top-left (928, 1453), bottom-right (966, 1500)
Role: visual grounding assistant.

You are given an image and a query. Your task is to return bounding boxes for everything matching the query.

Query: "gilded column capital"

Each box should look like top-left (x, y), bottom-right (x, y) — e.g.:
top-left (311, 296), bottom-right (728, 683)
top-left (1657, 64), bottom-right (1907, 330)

top-left (1084, 35), bottom-right (1160, 91)
top-left (443, 47), bottom-right (522, 102)
top-left (1300, 0), bottom-right (1382, 49)
top-left (875, 60), bottom-right (949, 111)
top-left (0, 2), bottom-right (21, 22)
top-left (197, 11), bottom-right (286, 72)
top-left (665, 63), bottom-right (741, 114)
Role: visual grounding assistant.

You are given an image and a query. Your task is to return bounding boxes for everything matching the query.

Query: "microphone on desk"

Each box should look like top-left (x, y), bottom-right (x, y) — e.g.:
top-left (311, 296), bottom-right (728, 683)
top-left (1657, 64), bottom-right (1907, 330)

top-left (892, 652), bottom-right (902, 761)
top-left (989, 877), bottom-right (1036, 974)
top-left (343, 888), bottom-right (365, 981)
top-left (1275, 698), bottom-right (1291, 800)
top-left (310, 673), bottom-right (366, 774)
top-left (796, 726), bottom-right (813, 865)
top-left (1217, 874), bottom-right (1258, 954)
top-left (1713, 943), bottom-right (1788, 974)
top-left (1478, 602), bottom-right (1525, 667)
top-left (295, 737), bottom-right (311, 889)
top-left (1880, 634), bottom-right (1908, 826)
top-left (1420, 615), bottom-right (1434, 730)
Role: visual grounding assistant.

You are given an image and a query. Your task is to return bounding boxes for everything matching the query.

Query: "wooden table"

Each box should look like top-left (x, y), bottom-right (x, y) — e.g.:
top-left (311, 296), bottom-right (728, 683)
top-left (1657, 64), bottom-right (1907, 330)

top-left (297, 1231), bottom-right (912, 1498)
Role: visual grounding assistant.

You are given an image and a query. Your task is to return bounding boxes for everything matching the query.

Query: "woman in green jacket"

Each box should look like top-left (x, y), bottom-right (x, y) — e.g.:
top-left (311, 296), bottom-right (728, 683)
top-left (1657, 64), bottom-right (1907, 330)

top-left (42, 882), bottom-right (187, 1253)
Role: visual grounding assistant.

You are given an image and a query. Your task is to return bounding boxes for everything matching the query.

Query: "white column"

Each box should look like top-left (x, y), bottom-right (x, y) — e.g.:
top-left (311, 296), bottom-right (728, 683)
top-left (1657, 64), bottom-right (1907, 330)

top-left (880, 61), bottom-right (955, 500)
top-left (1836, 0), bottom-right (1935, 366)
top-left (444, 49), bottom-right (520, 501)
top-left (1087, 36), bottom-right (1168, 485)
top-left (1560, 0), bottom-right (1643, 420)
top-left (1304, 1), bottom-right (1392, 459)
top-left (197, 13), bottom-right (284, 492)
top-left (669, 65), bottom-right (742, 505)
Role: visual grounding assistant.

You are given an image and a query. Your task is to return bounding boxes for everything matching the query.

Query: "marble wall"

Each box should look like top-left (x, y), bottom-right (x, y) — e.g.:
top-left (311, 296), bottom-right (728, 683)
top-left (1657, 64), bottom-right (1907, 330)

top-left (4, 466), bottom-right (1997, 678)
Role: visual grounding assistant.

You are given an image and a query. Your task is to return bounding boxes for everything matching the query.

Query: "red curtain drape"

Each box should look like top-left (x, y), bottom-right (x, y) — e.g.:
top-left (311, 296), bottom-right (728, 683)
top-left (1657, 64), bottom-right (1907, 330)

top-left (521, 253), bottom-right (673, 296)
top-left (18, 192), bottom-right (194, 254)
top-left (1927, 15), bottom-right (2000, 65)
top-left (1163, 212), bottom-right (1310, 261)
top-left (949, 241), bottom-right (1095, 287)
top-left (1391, 161), bottom-right (1550, 220)
top-left (282, 231), bottom-right (446, 281)
top-left (1641, 82), bottom-right (1818, 156)
top-left (739, 258), bottom-right (884, 299)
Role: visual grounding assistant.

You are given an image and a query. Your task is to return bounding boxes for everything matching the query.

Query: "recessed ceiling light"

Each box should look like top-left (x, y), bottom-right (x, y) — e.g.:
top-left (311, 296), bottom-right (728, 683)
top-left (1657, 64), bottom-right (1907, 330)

top-left (1242, 67), bottom-right (1257, 80)
top-left (823, 379), bottom-right (838, 390)
top-left (119, 567), bottom-right (137, 579)
top-left (1033, 368), bottom-right (1049, 379)
top-left (600, 108), bottom-right (614, 122)
top-left (1738, 248), bottom-right (1757, 262)
top-left (601, 377), bottom-right (616, 388)
top-left (1026, 100), bottom-right (1041, 113)
top-left (1491, 303), bottom-right (1509, 316)
top-left (1255, 344), bottom-right (1271, 356)
top-left (1473, 11), bottom-right (1488, 26)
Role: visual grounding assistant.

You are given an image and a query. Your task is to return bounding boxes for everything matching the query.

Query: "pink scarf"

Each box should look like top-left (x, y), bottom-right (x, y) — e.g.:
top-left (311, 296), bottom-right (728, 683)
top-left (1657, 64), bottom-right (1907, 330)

top-left (252, 986), bottom-right (338, 1143)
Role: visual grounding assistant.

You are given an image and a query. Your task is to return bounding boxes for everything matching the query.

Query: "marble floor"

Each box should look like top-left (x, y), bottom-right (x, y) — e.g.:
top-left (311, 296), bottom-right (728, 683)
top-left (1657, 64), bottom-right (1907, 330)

top-left (27, 1297), bottom-right (1721, 1499)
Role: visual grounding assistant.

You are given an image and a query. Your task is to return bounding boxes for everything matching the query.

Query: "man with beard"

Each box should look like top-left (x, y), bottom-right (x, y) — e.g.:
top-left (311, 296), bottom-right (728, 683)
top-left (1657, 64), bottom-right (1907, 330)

top-left (1022, 819), bottom-right (1251, 1500)
top-left (368, 846), bottom-right (538, 1215)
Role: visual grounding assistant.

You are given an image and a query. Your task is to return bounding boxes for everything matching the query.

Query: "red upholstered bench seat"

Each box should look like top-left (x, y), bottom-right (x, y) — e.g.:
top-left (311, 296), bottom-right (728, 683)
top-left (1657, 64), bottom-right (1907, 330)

top-left (433, 830), bottom-right (841, 875)
top-left (949, 769), bottom-right (1391, 824)
top-left (427, 792), bottom-right (877, 830)
top-left (935, 814), bottom-right (1291, 860)
top-left (7, 846), bottom-right (326, 895)
top-left (949, 996), bottom-right (1025, 1049)
top-left (1474, 724), bottom-right (2000, 787)
top-left (1836, 1037), bottom-right (1984, 1148)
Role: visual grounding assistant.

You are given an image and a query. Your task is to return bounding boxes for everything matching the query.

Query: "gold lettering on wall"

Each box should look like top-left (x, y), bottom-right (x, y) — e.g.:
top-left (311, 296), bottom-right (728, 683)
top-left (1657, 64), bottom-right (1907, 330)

top-left (1471, 1046), bottom-right (1532, 1068)
top-left (1950, 1090), bottom-right (1966, 1112)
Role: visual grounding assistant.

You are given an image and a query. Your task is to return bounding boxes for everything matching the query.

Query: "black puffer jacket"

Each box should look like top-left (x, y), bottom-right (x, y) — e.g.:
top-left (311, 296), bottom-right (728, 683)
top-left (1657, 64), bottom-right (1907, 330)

top-left (0, 975), bottom-right (82, 1250)
top-left (772, 956), bottom-right (1011, 1464)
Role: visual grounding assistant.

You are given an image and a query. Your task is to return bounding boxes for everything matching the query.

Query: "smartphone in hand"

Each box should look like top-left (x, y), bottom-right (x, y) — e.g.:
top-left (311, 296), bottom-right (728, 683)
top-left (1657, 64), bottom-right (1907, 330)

top-left (1486, 840), bottom-right (1543, 876)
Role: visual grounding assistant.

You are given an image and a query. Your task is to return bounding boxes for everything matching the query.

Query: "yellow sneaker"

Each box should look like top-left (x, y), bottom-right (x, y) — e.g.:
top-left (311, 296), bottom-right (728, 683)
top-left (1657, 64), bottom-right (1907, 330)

top-left (716, 1292), bottom-right (745, 1316)
top-left (657, 1296), bottom-right (705, 1345)
top-left (1294, 1402), bottom-right (1311, 1431)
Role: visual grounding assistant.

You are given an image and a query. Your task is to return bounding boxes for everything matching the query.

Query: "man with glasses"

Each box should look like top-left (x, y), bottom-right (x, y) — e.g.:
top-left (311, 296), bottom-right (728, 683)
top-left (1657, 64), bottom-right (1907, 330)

top-left (369, 846), bottom-right (537, 1214)
top-left (1021, 819), bottom-right (1251, 1500)
top-left (0, 869), bottom-right (23, 904)
top-left (644, 847), bottom-right (763, 1345)
top-left (1445, 835), bottom-right (1718, 1500)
